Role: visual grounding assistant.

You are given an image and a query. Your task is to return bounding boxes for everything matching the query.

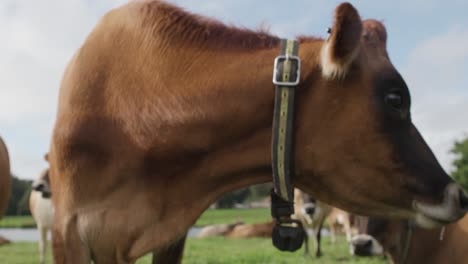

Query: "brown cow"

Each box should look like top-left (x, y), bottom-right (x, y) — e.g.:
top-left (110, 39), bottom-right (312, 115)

top-left (50, 1), bottom-right (468, 263)
top-left (0, 136), bottom-right (11, 246)
top-left (351, 215), bottom-right (468, 264)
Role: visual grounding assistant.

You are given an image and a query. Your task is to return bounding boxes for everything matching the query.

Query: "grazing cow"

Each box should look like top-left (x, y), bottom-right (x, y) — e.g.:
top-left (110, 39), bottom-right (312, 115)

top-left (50, 1), bottom-right (468, 262)
top-left (293, 188), bottom-right (331, 257)
top-left (351, 215), bottom-right (468, 264)
top-left (0, 136), bottom-right (11, 246)
top-left (30, 167), bottom-right (54, 264)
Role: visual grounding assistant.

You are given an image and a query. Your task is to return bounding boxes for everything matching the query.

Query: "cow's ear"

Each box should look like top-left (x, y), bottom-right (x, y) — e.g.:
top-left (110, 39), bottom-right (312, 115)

top-left (321, 3), bottom-right (362, 79)
top-left (44, 153), bottom-right (49, 162)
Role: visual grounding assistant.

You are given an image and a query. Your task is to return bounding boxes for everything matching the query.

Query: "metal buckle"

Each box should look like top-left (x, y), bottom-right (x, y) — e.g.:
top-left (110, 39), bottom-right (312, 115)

top-left (272, 55), bottom-right (301, 86)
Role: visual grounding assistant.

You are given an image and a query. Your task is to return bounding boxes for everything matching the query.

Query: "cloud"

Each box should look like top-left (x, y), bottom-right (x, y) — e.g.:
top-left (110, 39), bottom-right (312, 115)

top-left (0, 0), bottom-right (125, 178)
top-left (402, 26), bottom-right (468, 172)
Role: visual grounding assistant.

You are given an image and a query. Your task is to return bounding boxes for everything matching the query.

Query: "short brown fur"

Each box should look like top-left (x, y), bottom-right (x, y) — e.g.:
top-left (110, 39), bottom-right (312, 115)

top-left (50, 1), bottom-right (464, 263)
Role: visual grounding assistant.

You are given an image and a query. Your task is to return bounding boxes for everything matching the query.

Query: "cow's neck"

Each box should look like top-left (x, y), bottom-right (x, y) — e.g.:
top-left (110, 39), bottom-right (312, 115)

top-left (400, 226), bottom-right (452, 264)
top-left (124, 41), bottom-right (323, 257)
top-left (159, 42), bottom-right (321, 225)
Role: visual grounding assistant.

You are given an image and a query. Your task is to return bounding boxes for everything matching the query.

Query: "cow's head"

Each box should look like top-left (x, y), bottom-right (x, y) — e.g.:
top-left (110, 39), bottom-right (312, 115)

top-left (350, 216), bottom-right (410, 262)
top-left (32, 166), bottom-right (51, 199)
top-left (297, 191), bottom-right (318, 224)
top-left (294, 3), bottom-right (467, 227)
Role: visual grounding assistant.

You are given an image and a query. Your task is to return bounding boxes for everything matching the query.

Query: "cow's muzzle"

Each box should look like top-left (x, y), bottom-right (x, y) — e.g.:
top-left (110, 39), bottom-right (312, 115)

top-left (350, 234), bottom-right (383, 256)
top-left (413, 183), bottom-right (468, 228)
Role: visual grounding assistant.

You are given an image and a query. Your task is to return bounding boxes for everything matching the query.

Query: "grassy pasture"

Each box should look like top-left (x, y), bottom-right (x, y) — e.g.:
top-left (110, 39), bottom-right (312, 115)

top-left (194, 208), bottom-right (271, 226)
top-left (0, 208), bottom-right (386, 263)
top-left (0, 216), bottom-right (36, 228)
top-left (0, 237), bottom-right (386, 264)
top-left (0, 208), bottom-right (271, 229)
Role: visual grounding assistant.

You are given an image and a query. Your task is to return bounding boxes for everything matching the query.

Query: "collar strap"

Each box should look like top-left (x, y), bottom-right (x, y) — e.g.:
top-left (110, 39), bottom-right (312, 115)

top-left (271, 39), bottom-right (300, 211)
top-left (270, 39), bottom-right (303, 252)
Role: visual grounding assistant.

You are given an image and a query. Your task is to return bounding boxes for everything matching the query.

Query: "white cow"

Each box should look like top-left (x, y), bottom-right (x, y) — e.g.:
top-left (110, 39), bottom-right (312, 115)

top-left (30, 167), bottom-right (54, 264)
top-left (294, 189), bottom-right (357, 257)
top-left (293, 188), bottom-right (332, 257)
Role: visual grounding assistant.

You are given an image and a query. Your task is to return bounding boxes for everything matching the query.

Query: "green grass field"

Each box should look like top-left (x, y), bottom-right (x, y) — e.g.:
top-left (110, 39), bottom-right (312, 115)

top-left (0, 209), bottom-right (386, 263)
top-left (194, 208), bottom-right (271, 226)
top-left (0, 216), bottom-right (36, 228)
top-left (0, 237), bottom-right (386, 264)
top-left (0, 208), bottom-right (271, 229)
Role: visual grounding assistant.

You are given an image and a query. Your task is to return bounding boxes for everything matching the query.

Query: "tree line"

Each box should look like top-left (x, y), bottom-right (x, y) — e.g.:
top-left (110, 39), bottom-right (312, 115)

top-left (5, 136), bottom-right (468, 215)
top-left (5, 175), bottom-right (32, 215)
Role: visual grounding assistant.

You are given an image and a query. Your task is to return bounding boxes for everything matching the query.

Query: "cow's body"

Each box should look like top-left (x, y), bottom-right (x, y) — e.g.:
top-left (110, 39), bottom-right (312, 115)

top-left (197, 221), bottom-right (274, 239)
top-left (30, 169), bottom-right (54, 264)
top-left (328, 208), bottom-right (356, 243)
top-left (352, 215), bottom-right (468, 264)
top-left (196, 222), bottom-right (243, 238)
top-left (50, 1), bottom-right (468, 263)
top-left (294, 189), bottom-right (356, 256)
top-left (0, 136), bottom-right (11, 246)
top-left (225, 221), bottom-right (274, 238)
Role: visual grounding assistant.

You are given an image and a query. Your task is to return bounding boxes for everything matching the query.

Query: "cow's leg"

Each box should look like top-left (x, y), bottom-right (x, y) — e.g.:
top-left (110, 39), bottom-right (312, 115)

top-left (152, 234), bottom-right (187, 264)
top-left (53, 215), bottom-right (91, 264)
top-left (302, 226), bottom-right (310, 256)
top-left (314, 221), bottom-right (324, 257)
top-left (329, 223), bottom-right (337, 244)
top-left (52, 225), bottom-right (66, 264)
top-left (343, 217), bottom-right (352, 242)
top-left (39, 225), bottom-right (47, 264)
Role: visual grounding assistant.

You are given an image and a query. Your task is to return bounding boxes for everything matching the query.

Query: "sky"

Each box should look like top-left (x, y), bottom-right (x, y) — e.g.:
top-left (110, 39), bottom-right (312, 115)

top-left (0, 0), bottom-right (467, 180)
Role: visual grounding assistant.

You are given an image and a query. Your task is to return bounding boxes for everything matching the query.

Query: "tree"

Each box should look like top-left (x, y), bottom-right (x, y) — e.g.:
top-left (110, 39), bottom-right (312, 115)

top-left (17, 188), bottom-right (32, 215)
top-left (215, 183), bottom-right (272, 208)
top-left (451, 137), bottom-right (468, 190)
top-left (217, 188), bottom-right (250, 208)
top-left (5, 175), bottom-right (32, 216)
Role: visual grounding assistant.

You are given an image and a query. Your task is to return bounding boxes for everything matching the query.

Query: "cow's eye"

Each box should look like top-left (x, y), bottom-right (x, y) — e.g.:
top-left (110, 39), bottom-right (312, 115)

top-left (385, 91), bottom-right (403, 109)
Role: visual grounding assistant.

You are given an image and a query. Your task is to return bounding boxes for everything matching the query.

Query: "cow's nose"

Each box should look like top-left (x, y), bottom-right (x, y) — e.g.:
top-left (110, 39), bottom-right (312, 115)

top-left (352, 237), bottom-right (371, 248)
top-left (457, 187), bottom-right (468, 212)
top-left (414, 183), bottom-right (468, 226)
top-left (447, 183), bottom-right (468, 214)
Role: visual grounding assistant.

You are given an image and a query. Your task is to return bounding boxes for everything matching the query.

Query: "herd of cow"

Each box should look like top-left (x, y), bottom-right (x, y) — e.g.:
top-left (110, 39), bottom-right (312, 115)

top-left (196, 189), bottom-right (468, 263)
top-left (1, 0), bottom-right (468, 263)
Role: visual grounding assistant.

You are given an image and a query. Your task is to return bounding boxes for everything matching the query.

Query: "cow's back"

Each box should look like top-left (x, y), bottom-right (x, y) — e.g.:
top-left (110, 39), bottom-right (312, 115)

top-left (0, 137), bottom-right (10, 217)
